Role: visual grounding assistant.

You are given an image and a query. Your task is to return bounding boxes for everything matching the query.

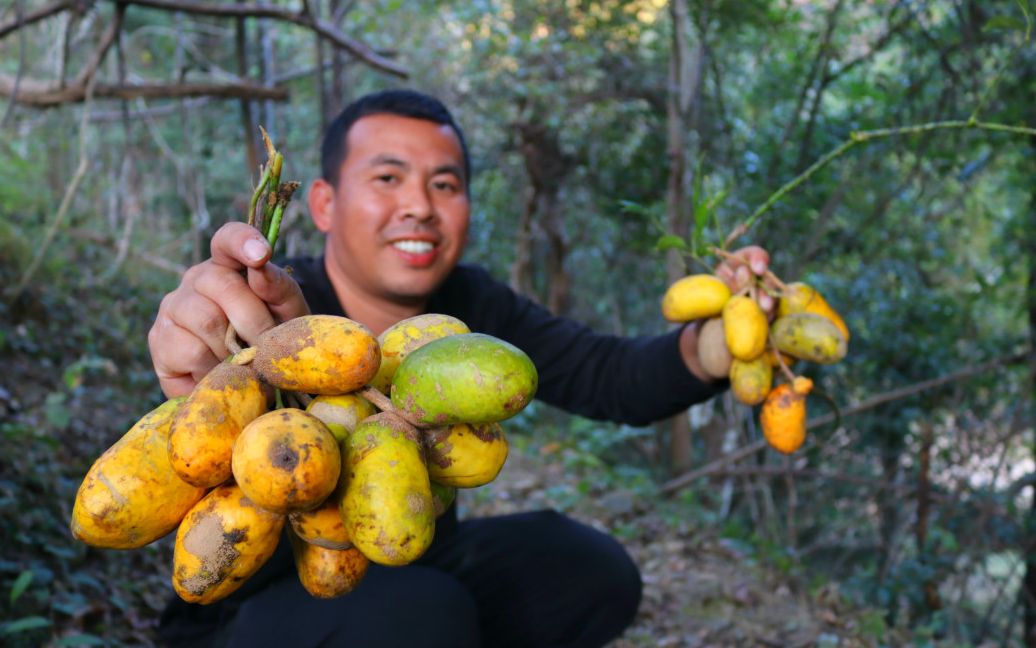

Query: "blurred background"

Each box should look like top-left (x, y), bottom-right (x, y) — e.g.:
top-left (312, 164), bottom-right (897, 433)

top-left (1, 1), bottom-right (1034, 645)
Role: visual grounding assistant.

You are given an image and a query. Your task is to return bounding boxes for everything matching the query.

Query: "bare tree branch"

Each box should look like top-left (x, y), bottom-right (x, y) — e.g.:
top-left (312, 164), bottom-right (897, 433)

top-left (0, 77), bottom-right (288, 106)
top-left (114, 0), bottom-right (408, 78)
top-left (67, 227), bottom-right (187, 275)
top-left (0, 0), bottom-right (76, 40)
top-left (661, 350), bottom-right (1034, 496)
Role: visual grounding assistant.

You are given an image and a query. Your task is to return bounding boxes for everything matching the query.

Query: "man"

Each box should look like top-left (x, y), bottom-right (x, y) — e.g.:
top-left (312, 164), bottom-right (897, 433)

top-left (151, 89), bottom-right (772, 647)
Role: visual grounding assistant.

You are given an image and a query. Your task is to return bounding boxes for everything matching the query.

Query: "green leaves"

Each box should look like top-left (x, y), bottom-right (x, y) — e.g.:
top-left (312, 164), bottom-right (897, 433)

top-left (9, 569), bottom-right (33, 606)
top-left (0, 616), bottom-right (51, 636)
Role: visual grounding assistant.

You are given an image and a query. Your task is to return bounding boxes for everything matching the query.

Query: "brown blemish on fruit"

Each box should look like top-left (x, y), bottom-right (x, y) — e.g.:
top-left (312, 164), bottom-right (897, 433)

top-left (269, 441), bottom-right (299, 471)
top-left (180, 512), bottom-right (242, 595)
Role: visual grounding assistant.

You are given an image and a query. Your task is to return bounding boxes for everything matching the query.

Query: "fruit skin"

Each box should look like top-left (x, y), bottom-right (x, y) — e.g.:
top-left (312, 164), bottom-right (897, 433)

top-left (371, 314), bottom-right (470, 394)
top-left (290, 531), bottom-right (369, 599)
top-left (729, 357), bottom-right (773, 406)
top-left (771, 313), bottom-right (848, 364)
top-left (778, 282), bottom-right (850, 341)
top-left (305, 393), bottom-right (376, 444)
top-left (760, 378), bottom-right (813, 454)
top-left (661, 274), bottom-right (731, 323)
top-left (340, 413), bottom-right (434, 566)
top-left (425, 422), bottom-right (508, 488)
top-left (697, 317), bottom-right (732, 380)
top-left (71, 398), bottom-right (206, 549)
top-left (430, 481), bottom-right (457, 517)
top-left (290, 492), bottom-right (352, 550)
top-left (391, 333), bottom-right (538, 426)
top-left (722, 296), bottom-right (768, 361)
top-left (232, 409), bottom-right (341, 514)
top-left (252, 315), bottom-right (380, 395)
top-left (169, 362), bottom-right (270, 488)
top-left (172, 484), bottom-right (285, 605)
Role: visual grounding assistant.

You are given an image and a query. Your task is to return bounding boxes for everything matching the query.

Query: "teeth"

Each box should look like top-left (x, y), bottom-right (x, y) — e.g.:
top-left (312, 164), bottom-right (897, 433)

top-left (393, 240), bottom-right (434, 254)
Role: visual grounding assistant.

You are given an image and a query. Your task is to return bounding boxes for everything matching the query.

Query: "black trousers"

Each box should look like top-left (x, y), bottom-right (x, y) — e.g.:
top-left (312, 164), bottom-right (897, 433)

top-left (158, 509), bottom-right (642, 648)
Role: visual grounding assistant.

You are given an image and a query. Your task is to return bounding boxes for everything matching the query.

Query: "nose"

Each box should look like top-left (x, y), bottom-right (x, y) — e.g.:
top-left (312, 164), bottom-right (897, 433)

top-left (400, 181), bottom-right (435, 222)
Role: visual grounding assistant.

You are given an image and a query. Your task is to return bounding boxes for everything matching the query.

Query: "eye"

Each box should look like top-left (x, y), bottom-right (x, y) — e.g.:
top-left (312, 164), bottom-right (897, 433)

top-left (432, 179), bottom-right (460, 194)
top-left (374, 173), bottom-right (400, 185)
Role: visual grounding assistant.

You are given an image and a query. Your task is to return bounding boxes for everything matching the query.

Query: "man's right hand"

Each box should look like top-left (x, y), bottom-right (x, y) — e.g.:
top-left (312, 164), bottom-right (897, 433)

top-left (148, 222), bottom-right (310, 398)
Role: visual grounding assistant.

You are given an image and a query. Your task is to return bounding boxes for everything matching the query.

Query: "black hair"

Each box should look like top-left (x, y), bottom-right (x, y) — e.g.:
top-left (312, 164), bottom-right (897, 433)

top-left (320, 89), bottom-right (471, 189)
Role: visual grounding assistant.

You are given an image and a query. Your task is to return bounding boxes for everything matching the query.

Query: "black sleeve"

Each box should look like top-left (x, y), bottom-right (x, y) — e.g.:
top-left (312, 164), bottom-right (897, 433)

top-left (431, 265), bottom-right (726, 427)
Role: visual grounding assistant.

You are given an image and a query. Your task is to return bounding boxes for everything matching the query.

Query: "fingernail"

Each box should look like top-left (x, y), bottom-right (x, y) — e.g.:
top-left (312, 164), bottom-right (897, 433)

top-left (751, 260), bottom-right (766, 274)
top-left (244, 238), bottom-right (269, 262)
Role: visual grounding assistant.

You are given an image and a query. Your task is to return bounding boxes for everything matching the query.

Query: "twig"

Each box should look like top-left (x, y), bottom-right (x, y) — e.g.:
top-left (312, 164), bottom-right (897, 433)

top-left (0, 0), bottom-right (73, 40)
top-left (8, 73), bottom-right (97, 301)
top-left (661, 349), bottom-right (1033, 496)
top-left (727, 120), bottom-right (1036, 247)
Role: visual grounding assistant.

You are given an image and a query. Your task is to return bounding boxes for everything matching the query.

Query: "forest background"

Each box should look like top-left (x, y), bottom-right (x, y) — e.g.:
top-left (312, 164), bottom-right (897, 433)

top-left (1, 0), bottom-right (1035, 646)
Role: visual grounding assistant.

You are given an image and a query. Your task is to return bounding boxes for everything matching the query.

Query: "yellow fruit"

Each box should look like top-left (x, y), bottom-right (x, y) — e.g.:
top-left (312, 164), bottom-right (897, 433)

top-left (760, 378), bottom-right (814, 454)
top-left (340, 413), bottom-right (434, 566)
top-left (697, 317), bottom-right (732, 379)
top-left (252, 315), bottom-right (381, 395)
top-left (371, 314), bottom-right (470, 393)
top-left (290, 481), bottom-right (352, 550)
top-left (763, 346), bottom-right (798, 370)
top-left (172, 484), bottom-right (285, 605)
top-left (778, 282), bottom-right (850, 341)
top-left (722, 295), bottom-right (768, 361)
top-left (305, 393), bottom-right (376, 444)
top-left (661, 274), bottom-right (731, 323)
top-left (169, 362), bottom-right (270, 488)
top-left (71, 398), bottom-right (206, 549)
top-left (729, 357), bottom-right (772, 406)
top-left (232, 409), bottom-right (341, 514)
top-left (425, 422), bottom-right (508, 488)
top-left (771, 313), bottom-right (847, 364)
top-left (290, 531), bottom-right (370, 599)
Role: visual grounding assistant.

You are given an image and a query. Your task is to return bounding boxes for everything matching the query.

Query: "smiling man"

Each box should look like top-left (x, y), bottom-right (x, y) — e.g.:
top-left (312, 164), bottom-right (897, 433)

top-left (151, 89), bottom-right (771, 648)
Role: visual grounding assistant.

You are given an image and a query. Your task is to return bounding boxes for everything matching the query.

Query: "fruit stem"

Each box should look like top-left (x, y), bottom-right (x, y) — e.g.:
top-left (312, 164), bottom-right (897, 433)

top-left (229, 346), bottom-right (257, 366)
top-left (225, 325), bottom-right (244, 356)
top-left (358, 386), bottom-right (427, 431)
top-left (768, 330), bottom-right (798, 383)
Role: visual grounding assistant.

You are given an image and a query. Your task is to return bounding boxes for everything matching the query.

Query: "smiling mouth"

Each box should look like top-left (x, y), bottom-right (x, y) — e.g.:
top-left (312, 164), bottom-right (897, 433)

top-left (392, 240), bottom-right (436, 254)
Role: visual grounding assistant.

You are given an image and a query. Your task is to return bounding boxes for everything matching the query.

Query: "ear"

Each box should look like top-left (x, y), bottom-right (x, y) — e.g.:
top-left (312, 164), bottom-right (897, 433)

top-left (308, 178), bottom-right (335, 233)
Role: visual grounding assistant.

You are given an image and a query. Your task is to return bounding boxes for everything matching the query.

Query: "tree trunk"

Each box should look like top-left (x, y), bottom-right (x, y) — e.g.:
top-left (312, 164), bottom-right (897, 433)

top-left (313, 0), bottom-right (329, 129)
top-left (510, 186), bottom-right (536, 298)
top-left (665, 0), bottom-right (706, 474)
top-left (235, 0), bottom-right (258, 177)
top-left (1022, 125), bottom-right (1036, 648)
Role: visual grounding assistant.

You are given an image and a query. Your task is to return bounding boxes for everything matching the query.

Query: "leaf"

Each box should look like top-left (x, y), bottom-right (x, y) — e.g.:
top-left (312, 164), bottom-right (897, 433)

top-left (655, 234), bottom-right (688, 253)
top-left (0, 616), bottom-right (51, 635)
top-left (9, 569), bottom-right (32, 606)
top-left (983, 15), bottom-right (1026, 31)
top-left (43, 391), bottom-right (70, 429)
top-left (53, 634), bottom-right (106, 647)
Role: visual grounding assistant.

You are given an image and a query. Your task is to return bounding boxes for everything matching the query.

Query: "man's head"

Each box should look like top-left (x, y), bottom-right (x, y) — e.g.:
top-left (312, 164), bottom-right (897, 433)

top-left (320, 90), bottom-right (471, 192)
top-left (308, 89), bottom-right (472, 310)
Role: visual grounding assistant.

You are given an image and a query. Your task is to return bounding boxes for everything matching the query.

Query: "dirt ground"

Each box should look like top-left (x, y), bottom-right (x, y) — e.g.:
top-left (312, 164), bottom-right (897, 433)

top-left (460, 449), bottom-right (894, 648)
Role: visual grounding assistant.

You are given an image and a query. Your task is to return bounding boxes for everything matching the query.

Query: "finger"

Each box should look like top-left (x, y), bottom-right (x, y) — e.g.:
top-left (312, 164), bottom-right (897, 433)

top-left (149, 318), bottom-right (220, 397)
top-left (735, 266), bottom-right (751, 291)
top-left (757, 292), bottom-right (775, 313)
top-left (247, 263), bottom-right (310, 323)
top-left (165, 290), bottom-right (232, 360)
top-left (192, 266), bottom-right (277, 347)
top-left (209, 222), bottom-right (272, 271)
top-left (734, 245), bottom-right (770, 276)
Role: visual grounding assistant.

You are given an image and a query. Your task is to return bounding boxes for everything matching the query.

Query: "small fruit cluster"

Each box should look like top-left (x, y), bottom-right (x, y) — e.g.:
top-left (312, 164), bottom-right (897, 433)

top-left (71, 313), bottom-right (537, 604)
top-left (662, 273), bottom-right (849, 454)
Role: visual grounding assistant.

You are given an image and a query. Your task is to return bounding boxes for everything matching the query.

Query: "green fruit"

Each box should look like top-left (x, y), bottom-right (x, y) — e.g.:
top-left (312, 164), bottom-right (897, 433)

top-left (771, 313), bottom-right (848, 364)
top-left (371, 314), bottom-right (470, 393)
top-left (390, 334), bottom-right (538, 426)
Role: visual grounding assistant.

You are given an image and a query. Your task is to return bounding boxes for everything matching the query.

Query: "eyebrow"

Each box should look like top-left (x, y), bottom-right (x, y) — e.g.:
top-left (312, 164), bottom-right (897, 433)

top-left (368, 155), bottom-right (465, 182)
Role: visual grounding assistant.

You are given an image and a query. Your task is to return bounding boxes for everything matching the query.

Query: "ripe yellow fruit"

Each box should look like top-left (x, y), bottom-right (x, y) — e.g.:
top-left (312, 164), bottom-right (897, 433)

top-left (722, 295), bottom-right (768, 361)
top-left (252, 315), bottom-right (381, 395)
top-left (306, 393), bottom-right (376, 444)
top-left (172, 484), bottom-right (284, 604)
top-left (71, 398), bottom-right (206, 549)
top-left (232, 409), bottom-right (341, 514)
top-left (289, 489), bottom-right (352, 550)
top-left (778, 282), bottom-right (850, 341)
top-left (290, 531), bottom-right (370, 599)
top-left (169, 362), bottom-right (270, 488)
top-left (729, 357), bottom-right (772, 406)
top-left (661, 274), bottom-right (731, 323)
top-left (425, 422), bottom-right (508, 488)
top-left (760, 378), bottom-right (814, 454)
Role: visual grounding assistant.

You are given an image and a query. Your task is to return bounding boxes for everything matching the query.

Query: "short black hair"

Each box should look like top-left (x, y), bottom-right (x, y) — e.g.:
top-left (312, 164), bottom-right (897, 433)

top-left (320, 89), bottom-right (470, 189)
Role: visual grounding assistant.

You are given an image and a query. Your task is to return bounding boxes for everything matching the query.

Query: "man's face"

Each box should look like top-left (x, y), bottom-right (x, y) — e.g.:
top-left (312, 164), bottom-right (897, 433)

top-left (313, 113), bottom-right (470, 303)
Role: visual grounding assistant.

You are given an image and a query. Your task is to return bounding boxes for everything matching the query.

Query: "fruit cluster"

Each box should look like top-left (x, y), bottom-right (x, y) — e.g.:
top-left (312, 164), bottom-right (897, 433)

top-left (71, 313), bottom-right (537, 604)
top-left (662, 272), bottom-right (849, 454)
